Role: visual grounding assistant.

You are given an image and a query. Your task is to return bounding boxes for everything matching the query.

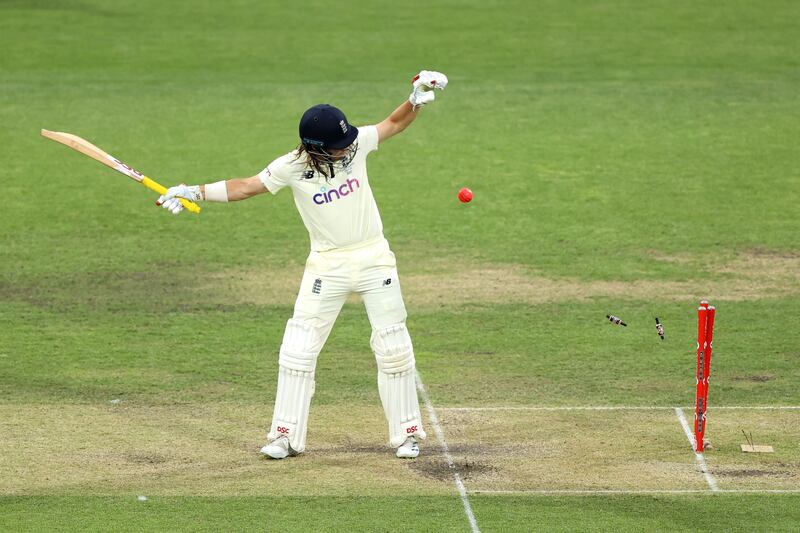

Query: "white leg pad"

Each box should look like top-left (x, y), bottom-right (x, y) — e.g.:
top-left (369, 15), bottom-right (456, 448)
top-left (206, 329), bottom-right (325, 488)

top-left (268, 319), bottom-right (322, 453)
top-left (371, 323), bottom-right (426, 447)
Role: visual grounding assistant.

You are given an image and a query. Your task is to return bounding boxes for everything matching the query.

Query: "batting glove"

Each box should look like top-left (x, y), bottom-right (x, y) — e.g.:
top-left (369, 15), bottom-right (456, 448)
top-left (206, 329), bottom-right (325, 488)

top-left (156, 184), bottom-right (202, 215)
top-left (409, 70), bottom-right (448, 108)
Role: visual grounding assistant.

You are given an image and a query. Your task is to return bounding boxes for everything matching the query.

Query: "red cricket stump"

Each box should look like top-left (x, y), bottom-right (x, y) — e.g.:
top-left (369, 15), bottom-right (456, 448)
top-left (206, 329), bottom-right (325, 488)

top-left (694, 302), bottom-right (716, 451)
top-left (694, 306), bottom-right (708, 450)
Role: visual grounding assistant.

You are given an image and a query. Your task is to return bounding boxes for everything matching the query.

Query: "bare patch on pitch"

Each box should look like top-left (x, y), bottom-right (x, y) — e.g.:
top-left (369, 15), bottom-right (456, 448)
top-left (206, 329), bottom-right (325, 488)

top-left (189, 246), bottom-right (800, 308)
top-left (199, 266), bottom-right (303, 306)
top-left (650, 248), bottom-right (800, 297)
top-left (409, 457), bottom-right (496, 483)
top-left (208, 262), bottom-right (799, 308)
top-left (433, 408), bottom-right (800, 492)
top-left (717, 248), bottom-right (800, 279)
top-left (701, 409), bottom-right (800, 490)
top-left (4, 247), bottom-right (798, 313)
top-left (0, 265), bottom-right (303, 313)
top-left (0, 404), bottom-right (453, 497)
top-left (400, 267), bottom-right (799, 307)
top-left (437, 409), bottom-right (707, 491)
top-left (400, 248), bottom-right (799, 306)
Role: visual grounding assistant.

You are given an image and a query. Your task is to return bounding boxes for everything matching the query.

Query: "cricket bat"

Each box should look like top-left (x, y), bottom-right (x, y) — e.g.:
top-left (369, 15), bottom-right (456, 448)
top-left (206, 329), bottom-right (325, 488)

top-left (41, 129), bottom-right (201, 214)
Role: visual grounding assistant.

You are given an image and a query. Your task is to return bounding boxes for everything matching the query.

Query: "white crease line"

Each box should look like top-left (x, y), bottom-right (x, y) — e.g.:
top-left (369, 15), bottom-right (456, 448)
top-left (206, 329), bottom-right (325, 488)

top-left (470, 489), bottom-right (800, 495)
top-left (416, 370), bottom-right (480, 533)
top-left (675, 407), bottom-right (719, 492)
top-left (438, 406), bottom-right (800, 411)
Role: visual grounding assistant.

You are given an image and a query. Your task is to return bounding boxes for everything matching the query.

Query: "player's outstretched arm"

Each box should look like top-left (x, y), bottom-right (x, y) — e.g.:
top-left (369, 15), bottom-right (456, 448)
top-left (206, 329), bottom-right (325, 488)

top-left (156, 175), bottom-right (267, 215)
top-left (376, 70), bottom-right (448, 144)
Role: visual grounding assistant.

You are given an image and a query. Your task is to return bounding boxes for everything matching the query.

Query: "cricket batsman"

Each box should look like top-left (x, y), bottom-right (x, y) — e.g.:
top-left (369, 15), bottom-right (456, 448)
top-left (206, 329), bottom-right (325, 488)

top-left (157, 70), bottom-right (448, 459)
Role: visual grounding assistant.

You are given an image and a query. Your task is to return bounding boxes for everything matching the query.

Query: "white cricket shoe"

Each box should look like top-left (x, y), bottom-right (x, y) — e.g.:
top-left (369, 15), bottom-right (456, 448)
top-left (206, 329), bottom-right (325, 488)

top-left (396, 436), bottom-right (419, 459)
top-left (260, 436), bottom-right (297, 459)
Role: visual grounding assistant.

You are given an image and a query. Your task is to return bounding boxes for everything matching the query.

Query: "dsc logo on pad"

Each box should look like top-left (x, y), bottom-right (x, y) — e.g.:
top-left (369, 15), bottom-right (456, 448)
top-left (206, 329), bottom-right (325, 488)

top-left (313, 177), bottom-right (360, 205)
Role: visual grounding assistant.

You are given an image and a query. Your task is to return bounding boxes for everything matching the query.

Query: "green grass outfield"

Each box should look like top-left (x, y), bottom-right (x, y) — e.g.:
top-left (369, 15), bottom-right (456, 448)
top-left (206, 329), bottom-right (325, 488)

top-left (1, 0), bottom-right (799, 531)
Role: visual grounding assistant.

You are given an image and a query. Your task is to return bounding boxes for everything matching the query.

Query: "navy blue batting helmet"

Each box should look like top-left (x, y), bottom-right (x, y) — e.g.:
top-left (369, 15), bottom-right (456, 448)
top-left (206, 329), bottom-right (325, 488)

top-left (299, 104), bottom-right (358, 150)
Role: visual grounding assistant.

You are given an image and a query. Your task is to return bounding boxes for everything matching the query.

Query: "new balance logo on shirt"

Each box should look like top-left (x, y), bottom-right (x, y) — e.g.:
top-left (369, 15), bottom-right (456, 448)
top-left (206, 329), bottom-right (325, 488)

top-left (313, 177), bottom-right (361, 205)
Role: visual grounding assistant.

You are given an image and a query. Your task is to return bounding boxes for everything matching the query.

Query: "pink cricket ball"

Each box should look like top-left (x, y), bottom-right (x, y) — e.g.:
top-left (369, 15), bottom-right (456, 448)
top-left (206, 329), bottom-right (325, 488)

top-left (458, 187), bottom-right (473, 203)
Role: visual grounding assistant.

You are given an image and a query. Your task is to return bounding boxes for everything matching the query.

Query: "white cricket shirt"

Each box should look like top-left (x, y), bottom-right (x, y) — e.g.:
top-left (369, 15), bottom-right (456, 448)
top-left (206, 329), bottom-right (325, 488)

top-left (259, 125), bottom-right (383, 252)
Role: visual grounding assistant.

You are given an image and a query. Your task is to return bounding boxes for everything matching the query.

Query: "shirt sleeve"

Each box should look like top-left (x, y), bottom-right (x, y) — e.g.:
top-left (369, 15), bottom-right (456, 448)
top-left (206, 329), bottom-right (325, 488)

top-left (358, 125), bottom-right (380, 154)
top-left (258, 155), bottom-right (291, 195)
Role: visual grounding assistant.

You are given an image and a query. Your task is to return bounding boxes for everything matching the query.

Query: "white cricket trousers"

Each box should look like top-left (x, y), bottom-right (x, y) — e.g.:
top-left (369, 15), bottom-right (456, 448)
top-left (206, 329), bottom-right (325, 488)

top-left (268, 236), bottom-right (425, 451)
top-left (294, 236), bottom-right (408, 331)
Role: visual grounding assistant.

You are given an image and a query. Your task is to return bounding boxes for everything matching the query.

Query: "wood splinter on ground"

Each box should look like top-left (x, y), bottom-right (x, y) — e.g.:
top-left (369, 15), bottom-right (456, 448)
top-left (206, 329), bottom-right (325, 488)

top-left (740, 444), bottom-right (774, 453)
top-left (740, 430), bottom-right (774, 453)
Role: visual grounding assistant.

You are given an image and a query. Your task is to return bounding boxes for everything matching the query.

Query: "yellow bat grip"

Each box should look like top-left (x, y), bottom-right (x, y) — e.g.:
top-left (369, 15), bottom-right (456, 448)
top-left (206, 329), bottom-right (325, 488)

top-left (141, 177), bottom-right (202, 214)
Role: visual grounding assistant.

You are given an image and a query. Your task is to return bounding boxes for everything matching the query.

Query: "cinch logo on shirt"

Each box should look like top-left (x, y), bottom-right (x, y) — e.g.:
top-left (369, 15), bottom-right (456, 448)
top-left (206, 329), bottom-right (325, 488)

top-left (313, 177), bottom-right (360, 205)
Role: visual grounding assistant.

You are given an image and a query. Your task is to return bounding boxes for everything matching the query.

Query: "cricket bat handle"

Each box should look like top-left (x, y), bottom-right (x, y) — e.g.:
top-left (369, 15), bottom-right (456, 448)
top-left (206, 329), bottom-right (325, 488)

top-left (141, 177), bottom-right (202, 214)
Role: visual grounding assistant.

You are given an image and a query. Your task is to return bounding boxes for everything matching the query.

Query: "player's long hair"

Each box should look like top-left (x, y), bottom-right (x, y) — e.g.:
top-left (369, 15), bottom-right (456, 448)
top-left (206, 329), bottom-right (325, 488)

top-left (294, 142), bottom-right (357, 180)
